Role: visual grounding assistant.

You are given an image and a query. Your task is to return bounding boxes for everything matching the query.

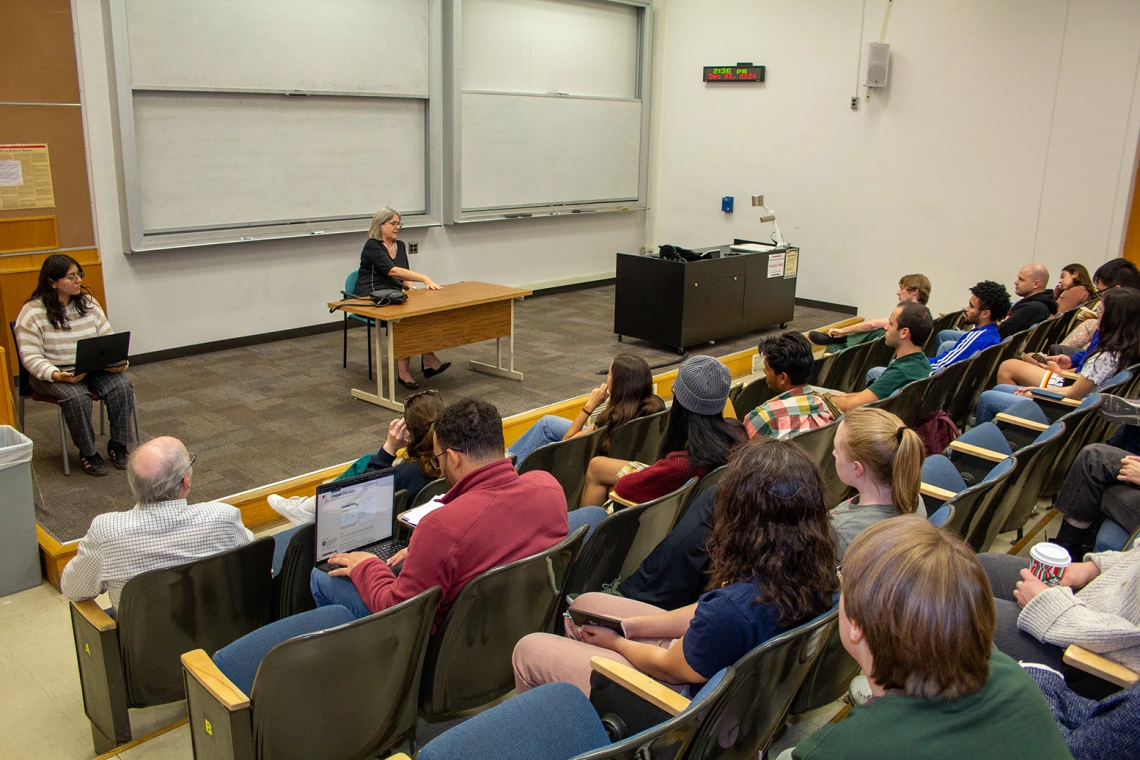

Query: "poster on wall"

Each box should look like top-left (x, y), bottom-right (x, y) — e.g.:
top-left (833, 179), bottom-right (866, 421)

top-left (0, 144), bottom-right (56, 210)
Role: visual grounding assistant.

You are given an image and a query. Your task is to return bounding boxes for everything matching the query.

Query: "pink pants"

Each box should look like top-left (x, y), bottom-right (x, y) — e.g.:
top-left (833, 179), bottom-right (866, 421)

top-left (512, 593), bottom-right (682, 697)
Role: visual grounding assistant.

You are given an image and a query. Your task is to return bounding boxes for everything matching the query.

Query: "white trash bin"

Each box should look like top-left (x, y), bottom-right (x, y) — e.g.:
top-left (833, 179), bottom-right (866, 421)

top-left (0, 426), bottom-right (37, 597)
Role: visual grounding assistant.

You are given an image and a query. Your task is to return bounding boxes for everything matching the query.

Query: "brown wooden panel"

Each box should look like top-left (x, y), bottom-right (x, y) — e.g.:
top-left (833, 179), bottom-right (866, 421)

top-left (392, 301), bottom-right (512, 359)
top-left (0, 216), bottom-right (59, 254)
top-left (0, 105), bottom-right (94, 249)
top-left (0, 0), bottom-right (80, 104)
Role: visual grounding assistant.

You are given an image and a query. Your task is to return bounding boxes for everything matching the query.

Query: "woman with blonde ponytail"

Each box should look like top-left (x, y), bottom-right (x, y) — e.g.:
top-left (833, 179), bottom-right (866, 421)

top-left (830, 407), bottom-right (925, 562)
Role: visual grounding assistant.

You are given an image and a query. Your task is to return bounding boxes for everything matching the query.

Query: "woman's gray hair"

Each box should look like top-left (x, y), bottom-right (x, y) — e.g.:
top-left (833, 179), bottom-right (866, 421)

top-left (127, 440), bottom-right (192, 504)
top-left (368, 207), bottom-right (399, 240)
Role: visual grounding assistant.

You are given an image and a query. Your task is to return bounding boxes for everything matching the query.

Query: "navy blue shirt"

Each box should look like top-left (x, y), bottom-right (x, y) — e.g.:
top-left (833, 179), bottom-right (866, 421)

top-left (682, 579), bottom-right (786, 680)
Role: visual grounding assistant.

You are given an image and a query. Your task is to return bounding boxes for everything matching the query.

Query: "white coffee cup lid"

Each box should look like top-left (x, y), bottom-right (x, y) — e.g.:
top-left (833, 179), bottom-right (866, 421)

top-left (1031, 542), bottom-right (1072, 567)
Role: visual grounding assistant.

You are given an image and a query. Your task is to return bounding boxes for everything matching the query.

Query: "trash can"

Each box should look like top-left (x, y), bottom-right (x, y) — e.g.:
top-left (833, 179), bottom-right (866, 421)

top-left (0, 426), bottom-right (38, 597)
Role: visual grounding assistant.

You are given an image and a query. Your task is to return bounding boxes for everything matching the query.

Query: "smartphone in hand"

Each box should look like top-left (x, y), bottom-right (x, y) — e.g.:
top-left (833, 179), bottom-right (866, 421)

top-left (567, 608), bottom-right (626, 635)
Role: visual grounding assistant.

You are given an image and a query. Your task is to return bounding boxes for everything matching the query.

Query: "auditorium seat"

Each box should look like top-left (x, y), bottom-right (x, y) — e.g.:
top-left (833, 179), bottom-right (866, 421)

top-left (70, 538), bottom-right (275, 754)
top-left (518, 427), bottom-right (608, 510)
top-left (184, 588), bottom-right (439, 760)
top-left (415, 661), bottom-right (733, 760)
top-left (920, 454), bottom-right (1015, 543)
top-left (607, 407), bottom-right (670, 464)
top-left (559, 480), bottom-right (697, 615)
top-left (343, 270), bottom-right (377, 380)
top-left (419, 526), bottom-right (588, 721)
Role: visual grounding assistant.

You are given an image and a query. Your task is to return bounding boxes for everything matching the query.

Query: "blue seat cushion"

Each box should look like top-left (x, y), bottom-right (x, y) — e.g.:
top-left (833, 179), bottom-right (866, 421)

top-left (922, 454), bottom-right (967, 494)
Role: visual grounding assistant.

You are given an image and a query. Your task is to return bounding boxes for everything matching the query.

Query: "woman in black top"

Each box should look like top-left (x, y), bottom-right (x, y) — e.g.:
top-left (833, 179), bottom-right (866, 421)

top-left (354, 207), bottom-right (449, 390)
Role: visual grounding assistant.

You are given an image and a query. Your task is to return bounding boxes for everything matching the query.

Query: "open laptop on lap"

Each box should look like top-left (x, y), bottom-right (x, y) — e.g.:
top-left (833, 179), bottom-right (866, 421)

top-left (314, 468), bottom-right (407, 573)
top-left (73, 332), bottom-right (131, 375)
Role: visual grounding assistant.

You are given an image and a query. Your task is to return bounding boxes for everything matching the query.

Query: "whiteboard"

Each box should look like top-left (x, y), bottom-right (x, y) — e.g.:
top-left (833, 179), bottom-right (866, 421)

top-left (124, 0), bottom-right (430, 96)
top-left (134, 92), bottom-right (426, 232)
top-left (460, 92), bottom-right (641, 210)
top-left (462, 0), bottom-right (639, 99)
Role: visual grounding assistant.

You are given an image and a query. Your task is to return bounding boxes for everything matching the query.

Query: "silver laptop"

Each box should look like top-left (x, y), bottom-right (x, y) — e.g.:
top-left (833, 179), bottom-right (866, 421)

top-left (314, 468), bottom-right (406, 573)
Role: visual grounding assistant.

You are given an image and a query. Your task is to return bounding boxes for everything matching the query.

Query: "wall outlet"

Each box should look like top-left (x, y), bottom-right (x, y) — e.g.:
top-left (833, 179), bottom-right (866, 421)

top-left (408, 242), bottom-right (419, 254)
top-left (850, 96), bottom-right (859, 110)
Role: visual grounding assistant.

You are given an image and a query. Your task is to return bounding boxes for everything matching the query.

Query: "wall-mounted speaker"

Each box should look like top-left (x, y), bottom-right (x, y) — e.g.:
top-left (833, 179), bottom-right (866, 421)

top-left (866, 42), bottom-right (890, 88)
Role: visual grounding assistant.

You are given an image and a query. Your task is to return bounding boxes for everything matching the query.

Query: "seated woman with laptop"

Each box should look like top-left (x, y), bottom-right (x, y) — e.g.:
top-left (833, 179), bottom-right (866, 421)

top-left (14, 255), bottom-right (134, 476)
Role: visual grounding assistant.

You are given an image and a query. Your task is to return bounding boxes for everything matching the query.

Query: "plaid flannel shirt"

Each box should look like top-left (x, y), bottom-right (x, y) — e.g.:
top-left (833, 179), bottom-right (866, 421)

top-left (744, 385), bottom-right (833, 440)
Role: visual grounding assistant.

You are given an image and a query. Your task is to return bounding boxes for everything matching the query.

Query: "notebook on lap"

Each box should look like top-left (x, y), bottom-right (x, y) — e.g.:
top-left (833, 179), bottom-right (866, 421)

top-left (73, 332), bottom-right (131, 375)
top-left (314, 468), bottom-right (407, 573)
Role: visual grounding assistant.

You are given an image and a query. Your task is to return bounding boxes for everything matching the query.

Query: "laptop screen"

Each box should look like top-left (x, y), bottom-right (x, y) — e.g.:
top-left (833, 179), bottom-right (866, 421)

top-left (314, 468), bottom-right (396, 563)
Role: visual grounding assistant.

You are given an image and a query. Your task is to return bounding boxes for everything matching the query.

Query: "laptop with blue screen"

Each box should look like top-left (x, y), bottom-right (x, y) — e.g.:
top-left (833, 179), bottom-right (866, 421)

top-left (313, 468), bottom-right (406, 573)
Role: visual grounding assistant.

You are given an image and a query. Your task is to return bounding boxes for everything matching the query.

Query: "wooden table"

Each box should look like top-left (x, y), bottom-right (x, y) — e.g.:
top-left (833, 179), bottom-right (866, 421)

top-left (328, 281), bottom-right (532, 411)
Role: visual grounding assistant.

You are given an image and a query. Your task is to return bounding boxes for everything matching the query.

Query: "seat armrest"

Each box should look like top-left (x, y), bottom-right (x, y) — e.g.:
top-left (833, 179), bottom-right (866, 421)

top-left (589, 657), bottom-right (690, 717)
top-left (1063, 645), bottom-right (1139, 688)
top-left (947, 440), bottom-right (1009, 462)
top-left (383, 755), bottom-right (412, 760)
top-left (994, 413), bottom-right (1048, 432)
top-left (608, 491), bottom-right (638, 508)
top-left (71, 600), bottom-right (117, 632)
top-left (919, 482), bottom-right (957, 501)
top-left (1057, 370), bottom-right (1081, 381)
top-left (181, 650), bottom-right (250, 711)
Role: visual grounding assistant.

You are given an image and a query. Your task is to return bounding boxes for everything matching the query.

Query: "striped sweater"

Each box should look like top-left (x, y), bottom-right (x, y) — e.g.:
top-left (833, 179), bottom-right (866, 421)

top-left (1018, 545), bottom-right (1140, 671)
top-left (15, 297), bottom-right (113, 381)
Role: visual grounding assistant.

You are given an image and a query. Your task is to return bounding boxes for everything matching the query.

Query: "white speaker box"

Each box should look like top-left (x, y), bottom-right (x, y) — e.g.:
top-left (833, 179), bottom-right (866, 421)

top-left (866, 42), bottom-right (890, 88)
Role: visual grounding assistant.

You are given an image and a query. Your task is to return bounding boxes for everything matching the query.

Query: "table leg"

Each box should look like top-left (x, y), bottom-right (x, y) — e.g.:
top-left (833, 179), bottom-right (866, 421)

top-left (351, 320), bottom-right (404, 411)
top-left (470, 299), bottom-right (523, 381)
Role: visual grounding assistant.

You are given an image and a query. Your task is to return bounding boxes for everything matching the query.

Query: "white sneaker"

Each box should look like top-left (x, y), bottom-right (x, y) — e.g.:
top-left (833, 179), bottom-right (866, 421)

top-left (267, 494), bottom-right (316, 526)
top-left (848, 674), bottom-right (873, 706)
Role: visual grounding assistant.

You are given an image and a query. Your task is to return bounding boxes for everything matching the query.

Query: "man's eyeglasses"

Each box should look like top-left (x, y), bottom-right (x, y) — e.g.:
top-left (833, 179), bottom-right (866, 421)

top-left (184, 453), bottom-right (197, 477)
top-left (430, 448), bottom-right (459, 469)
top-left (1097, 286), bottom-right (1111, 296)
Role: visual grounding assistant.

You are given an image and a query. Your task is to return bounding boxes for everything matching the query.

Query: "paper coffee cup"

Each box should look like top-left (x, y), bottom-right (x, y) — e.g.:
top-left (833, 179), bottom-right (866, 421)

top-left (1029, 543), bottom-right (1071, 587)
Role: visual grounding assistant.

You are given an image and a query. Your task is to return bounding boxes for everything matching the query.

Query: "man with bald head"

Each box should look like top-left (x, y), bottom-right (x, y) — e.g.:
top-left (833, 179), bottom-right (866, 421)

top-left (61, 436), bottom-right (252, 610)
top-left (997, 263), bottom-right (1057, 339)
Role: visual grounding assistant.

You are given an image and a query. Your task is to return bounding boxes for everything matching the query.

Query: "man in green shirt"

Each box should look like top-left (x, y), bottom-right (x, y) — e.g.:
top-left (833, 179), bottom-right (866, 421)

top-left (786, 517), bottom-right (1070, 760)
top-left (829, 302), bottom-right (932, 414)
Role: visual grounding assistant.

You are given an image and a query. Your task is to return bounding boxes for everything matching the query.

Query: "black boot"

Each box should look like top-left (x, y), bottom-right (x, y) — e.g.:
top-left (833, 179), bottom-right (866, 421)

top-left (1052, 520), bottom-right (1096, 560)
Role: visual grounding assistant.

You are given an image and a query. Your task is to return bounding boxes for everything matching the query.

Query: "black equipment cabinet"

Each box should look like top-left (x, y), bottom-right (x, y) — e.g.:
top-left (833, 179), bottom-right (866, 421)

top-left (613, 243), bottom-right (798, 352)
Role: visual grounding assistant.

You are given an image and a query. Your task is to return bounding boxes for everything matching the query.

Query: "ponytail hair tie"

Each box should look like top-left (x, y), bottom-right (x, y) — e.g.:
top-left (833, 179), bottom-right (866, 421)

top-left (897, 426), bottom-right (908, 443)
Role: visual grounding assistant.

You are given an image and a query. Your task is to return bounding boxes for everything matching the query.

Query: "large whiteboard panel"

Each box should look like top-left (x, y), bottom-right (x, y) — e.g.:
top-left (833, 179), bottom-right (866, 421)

top-left (461, 93), bottom-right (640, 210)
top-left (134, 93), bottom-right (425, 231)
top-left (124, 0), bottom-right (430, 96)
top-left (462, 0), bottom-right (638, 98)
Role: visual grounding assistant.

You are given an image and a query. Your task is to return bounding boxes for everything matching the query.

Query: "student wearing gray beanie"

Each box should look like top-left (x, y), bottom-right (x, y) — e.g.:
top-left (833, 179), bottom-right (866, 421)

top-left (581, 355), bottom-right (745, 507)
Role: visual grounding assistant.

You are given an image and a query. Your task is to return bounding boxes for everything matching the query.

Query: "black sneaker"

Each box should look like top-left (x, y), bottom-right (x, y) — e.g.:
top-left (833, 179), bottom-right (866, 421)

top-left (108, 441), bottom-right (130, 470)
top-left (1098, 395), bottom-right (1140, 427)
top-left (80, 452), bottom-right (110, 477)
top-left (808, 330), bottom-right (843, 346)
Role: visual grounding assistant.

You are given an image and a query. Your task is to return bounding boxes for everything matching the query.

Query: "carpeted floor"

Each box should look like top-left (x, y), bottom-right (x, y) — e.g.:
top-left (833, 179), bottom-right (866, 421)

top-left (26, 284), bottom-right (850, 541)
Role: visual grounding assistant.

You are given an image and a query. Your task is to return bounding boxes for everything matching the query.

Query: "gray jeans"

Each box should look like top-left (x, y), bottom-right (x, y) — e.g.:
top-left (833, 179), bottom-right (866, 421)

top-left (977, 553), bottom-right (1065, 670)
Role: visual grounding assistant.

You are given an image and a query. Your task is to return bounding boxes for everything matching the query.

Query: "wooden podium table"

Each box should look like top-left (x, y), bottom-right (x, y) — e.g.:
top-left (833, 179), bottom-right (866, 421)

top-left (328, 281), bottom-right (532, 411)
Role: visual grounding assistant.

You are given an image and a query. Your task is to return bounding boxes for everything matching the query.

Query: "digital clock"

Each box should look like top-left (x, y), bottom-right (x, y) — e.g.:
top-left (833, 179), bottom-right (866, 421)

top-left (702, 64), bottom-right (765, 83)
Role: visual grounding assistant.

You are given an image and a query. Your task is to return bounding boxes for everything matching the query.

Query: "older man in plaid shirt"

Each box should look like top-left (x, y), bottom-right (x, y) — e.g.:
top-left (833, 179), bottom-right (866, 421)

top-left (743, 332), bottom-right (833, 439)
top-left (61, 436), bottom-right (253, 610)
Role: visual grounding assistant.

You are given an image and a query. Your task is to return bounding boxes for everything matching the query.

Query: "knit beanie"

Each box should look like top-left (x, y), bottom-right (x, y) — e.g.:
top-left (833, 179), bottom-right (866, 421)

top-left (671, 355), bottom-right (731, 416)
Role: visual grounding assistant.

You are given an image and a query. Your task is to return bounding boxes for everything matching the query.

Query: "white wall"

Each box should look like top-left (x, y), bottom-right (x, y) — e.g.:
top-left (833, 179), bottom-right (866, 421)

top-left (651, 0), bottom-right (1140, 318)
top-left (72, 0), bottom-right (646, 354)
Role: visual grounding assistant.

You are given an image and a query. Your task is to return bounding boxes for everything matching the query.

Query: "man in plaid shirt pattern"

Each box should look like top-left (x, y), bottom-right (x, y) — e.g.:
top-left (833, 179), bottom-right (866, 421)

top-left (744, 332), bottom-right (833, 439)
top-left (61, 436), bottom-right (253, 610)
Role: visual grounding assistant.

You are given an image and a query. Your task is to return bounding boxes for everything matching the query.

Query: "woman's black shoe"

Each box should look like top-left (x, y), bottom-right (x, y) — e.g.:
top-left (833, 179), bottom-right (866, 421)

top-left (399, 377), bottom-right (422, 391)
top-left (422, 361), bottom-right (451, 379)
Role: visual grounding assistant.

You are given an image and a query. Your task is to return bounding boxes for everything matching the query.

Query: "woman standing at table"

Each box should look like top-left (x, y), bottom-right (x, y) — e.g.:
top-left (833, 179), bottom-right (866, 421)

top-left (354, 207), bottom-right (450, 390)
top-left (15, 255), bottom-right (134, 476)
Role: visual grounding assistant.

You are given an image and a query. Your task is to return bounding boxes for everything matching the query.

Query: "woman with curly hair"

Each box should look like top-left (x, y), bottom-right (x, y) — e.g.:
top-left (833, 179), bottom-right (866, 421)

top-left (512, 435), bottom-right (839, 696)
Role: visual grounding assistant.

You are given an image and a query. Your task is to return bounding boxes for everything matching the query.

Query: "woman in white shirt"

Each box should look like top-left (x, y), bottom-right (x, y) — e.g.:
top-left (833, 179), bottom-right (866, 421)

top-left (14, 255), bottom-right (134, 476)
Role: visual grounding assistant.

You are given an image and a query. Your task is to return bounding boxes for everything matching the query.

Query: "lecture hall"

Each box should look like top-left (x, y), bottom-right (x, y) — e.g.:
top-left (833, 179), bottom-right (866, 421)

top-left (2, 1), bottom-right (1140, 758)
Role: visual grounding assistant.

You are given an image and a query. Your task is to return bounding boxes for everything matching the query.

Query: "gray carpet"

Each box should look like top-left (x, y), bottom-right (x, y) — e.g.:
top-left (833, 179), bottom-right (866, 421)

top-left (27, 284), bottom-right (849, 542)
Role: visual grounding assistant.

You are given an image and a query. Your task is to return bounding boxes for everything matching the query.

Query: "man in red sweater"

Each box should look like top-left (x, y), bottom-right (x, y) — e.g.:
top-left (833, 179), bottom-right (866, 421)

top-left (310, 399), bottom-right (568, 625)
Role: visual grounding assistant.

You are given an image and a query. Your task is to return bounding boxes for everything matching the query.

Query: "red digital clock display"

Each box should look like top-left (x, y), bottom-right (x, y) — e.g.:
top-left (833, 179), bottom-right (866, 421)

top-left (703, 65), bottom-right (765, 83)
